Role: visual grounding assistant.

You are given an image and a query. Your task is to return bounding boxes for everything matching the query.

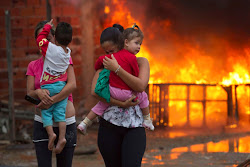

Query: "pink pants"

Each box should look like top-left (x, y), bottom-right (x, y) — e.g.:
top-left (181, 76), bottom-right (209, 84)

top-left (92, 85), bottom-right (149, 116)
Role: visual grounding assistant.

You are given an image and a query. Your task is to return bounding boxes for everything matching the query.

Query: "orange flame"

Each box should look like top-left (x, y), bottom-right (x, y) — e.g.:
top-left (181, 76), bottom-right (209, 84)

top-left (103, 0), bottom-right (250, 127)
top-left (104, 6), bottom-right (110, 14)
top-left (221, 64), bottom-right (250, 86)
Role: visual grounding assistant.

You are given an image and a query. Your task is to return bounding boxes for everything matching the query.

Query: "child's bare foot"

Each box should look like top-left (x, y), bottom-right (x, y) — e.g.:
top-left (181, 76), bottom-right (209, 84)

top-left (54, 138), bottom-right (66, 154)
top-left (48, 133), bottom-right (56, 150)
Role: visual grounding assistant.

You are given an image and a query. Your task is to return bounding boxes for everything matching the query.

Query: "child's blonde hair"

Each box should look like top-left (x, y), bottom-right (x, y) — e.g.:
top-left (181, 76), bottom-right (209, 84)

top-left (123, 23), bottom-right (144, 42)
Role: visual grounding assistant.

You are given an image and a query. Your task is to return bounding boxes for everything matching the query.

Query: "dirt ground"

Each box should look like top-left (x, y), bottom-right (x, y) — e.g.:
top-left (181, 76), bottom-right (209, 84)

top-left (0, 125), bottom-right (250, 167)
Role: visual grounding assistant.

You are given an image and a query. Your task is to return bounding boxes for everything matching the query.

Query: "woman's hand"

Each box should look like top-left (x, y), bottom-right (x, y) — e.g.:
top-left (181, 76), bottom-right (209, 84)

top-left (37, 101), bottom-right (52, 110)
top-left (121, 95), bottom-right (140, 108)
top-left (35, 89), bottom-right (54, 105)
top-left (37, 94), bottom-right (58, 109)
top-left (103, 54), bottom-right (119, 72)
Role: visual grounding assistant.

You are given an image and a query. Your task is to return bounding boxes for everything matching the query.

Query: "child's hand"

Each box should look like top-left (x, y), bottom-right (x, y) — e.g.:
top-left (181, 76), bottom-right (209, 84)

top-left (46, 19), bottom-right (53, 27)
top-left (103, 54), bottom-right (119, 71)
top-left (122, 95), bottom-right (140, 108)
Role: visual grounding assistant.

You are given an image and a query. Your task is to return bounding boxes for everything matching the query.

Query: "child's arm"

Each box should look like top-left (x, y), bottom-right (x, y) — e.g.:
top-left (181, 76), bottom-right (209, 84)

top-left (91, 69), bottom-right (139, 108)
top-left (95, 54), bottom-right (112, 70)
top-left (103, 55), bottom-right (149, 92)
top-left (36, 19), bottom-right (53, 57)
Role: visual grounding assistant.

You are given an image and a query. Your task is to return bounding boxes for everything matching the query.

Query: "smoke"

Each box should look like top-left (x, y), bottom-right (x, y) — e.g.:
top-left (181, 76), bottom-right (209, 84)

top-left (124, 0), bottom-right (250, 69)
top-left (128, 0), bottom-right (250, 47)
top-left (109, 0), bottom-right (248, 83)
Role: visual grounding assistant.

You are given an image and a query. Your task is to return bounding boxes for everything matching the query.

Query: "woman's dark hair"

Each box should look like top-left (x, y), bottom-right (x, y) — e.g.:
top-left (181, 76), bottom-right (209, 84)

top-left (123, 23), bottom-right (144, 42)
top-left (100, 25), bottom-right (124, 50)
top-left (55, 22), bottom-right (72, 46)
top-left (34, 20), bottom-right (55, 39)
top-left (113, 23), bottom-right (124, 33)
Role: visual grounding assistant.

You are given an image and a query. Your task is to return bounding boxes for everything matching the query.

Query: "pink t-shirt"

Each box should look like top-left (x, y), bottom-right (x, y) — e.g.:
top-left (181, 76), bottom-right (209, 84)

top-left (26, 56), bottom-right (73, 102)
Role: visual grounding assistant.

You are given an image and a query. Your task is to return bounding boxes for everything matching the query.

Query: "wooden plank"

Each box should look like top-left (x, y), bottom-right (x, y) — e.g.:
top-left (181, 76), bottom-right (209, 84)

top-left (186, 85), bottom-right (190, 126)
top-left (5, 10), bottom-right (15, 142)
top-left (202, 85), bottom-right (207, 127)
top-left (234, 85), bottom-right (239, 122)
top-left (237, 159), bottom-right (250, 167)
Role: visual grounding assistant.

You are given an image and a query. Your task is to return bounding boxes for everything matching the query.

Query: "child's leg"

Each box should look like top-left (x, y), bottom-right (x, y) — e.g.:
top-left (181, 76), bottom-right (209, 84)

top-left (87, 110), bottom-right (99, 120)
top-left (77, 110), bottom-right (97, 135)
top-left (77, 101), bottom-right (109, 135)
top-left (42, 106), bottom-right (56, 150)
top-left (55, 121), bottom-right (67, 154)
top-left (109, 85), bottom-right (133, 101)
top-left (84, 110), bottom-right (98, 126)
top-left (52, 95), bottom-right (68, 154)
top-left (141, 107), bottom-right (154, 131)
top-left (136, 91), bottom-right (154, 130)
top-left (142, 107), bottom-right (150, 116)
top-left (45, 125), bottom-right (57, 150)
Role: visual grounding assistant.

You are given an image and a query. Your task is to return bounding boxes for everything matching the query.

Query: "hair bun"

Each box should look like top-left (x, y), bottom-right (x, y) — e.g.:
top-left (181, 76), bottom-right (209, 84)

top-left (113, 23), bottom-right (124, 33)
top-left (132, 23), bottom-right (139, 29)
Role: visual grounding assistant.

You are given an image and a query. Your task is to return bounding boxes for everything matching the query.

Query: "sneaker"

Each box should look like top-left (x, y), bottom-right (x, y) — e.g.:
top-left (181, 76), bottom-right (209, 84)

top-left (77, 121), bottom-right (87, 135)
top-left (143, 119), bottom-right (155, 131)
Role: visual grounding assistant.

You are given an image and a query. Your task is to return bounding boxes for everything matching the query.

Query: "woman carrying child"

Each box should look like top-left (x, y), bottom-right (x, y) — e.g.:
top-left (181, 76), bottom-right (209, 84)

top-left (80, 24), bottom-right (151, 167)
top-left (26, 20), bottom-right (77, 167)
top-left (78, 23), bottom-right (154, 135)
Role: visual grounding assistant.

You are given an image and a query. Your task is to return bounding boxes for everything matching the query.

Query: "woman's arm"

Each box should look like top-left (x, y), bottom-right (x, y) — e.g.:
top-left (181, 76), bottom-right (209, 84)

top-left (103, 55), bottom-right (150, 92)
top-left (27, 76), bottom-right (53, 105)
top-left (50, 65), bottom-right (76, 103)
top-left (37, 65), bottom-right (76, 109)
top-left (27, 64), bottom-right (76, 109)
top-left (91, 69), bottom-right (139, 108)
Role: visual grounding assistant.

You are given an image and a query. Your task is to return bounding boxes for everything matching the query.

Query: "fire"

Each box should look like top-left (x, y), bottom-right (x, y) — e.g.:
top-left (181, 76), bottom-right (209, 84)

top-left (104, 6), bottom-right (110, 14)
top-left (221, 64), bottom-right (250, 86)
top-left (103, 0), bottom-right (250, 128)
top-left (103, 0), bottom-right (140, 29)
top-left (102, 0), bottom-right (250, 85)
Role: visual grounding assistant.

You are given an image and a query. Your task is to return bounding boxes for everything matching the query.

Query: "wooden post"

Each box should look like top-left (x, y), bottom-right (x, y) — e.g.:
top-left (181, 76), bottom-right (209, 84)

top-left (46, 0), bottom-right (51, 20)
top-left (222, 86), bottom-right (234, 125)
top-left (165, 85), bottom-right (169, 126)
top-left (234, 85), bottom-right (239, 123)
top-left (5, 10), bottom-right (15, 142)
top-left (159, 85), bottom-right (162, 125)
top-left (202, 85), bottom-right (207, 127)
top-left (186, 85), bottom-right (190, 126)
top-left (249, 86), bottom-right (250, 123)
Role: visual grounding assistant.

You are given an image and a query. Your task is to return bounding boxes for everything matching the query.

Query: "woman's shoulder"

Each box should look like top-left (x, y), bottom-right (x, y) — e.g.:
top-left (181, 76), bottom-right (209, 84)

top-left (29, 57), bottom-right (43, 64)
top-left (27, 57), bottom-right (43, 69)
top-left (136, 57), bottom-right (149, 64)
